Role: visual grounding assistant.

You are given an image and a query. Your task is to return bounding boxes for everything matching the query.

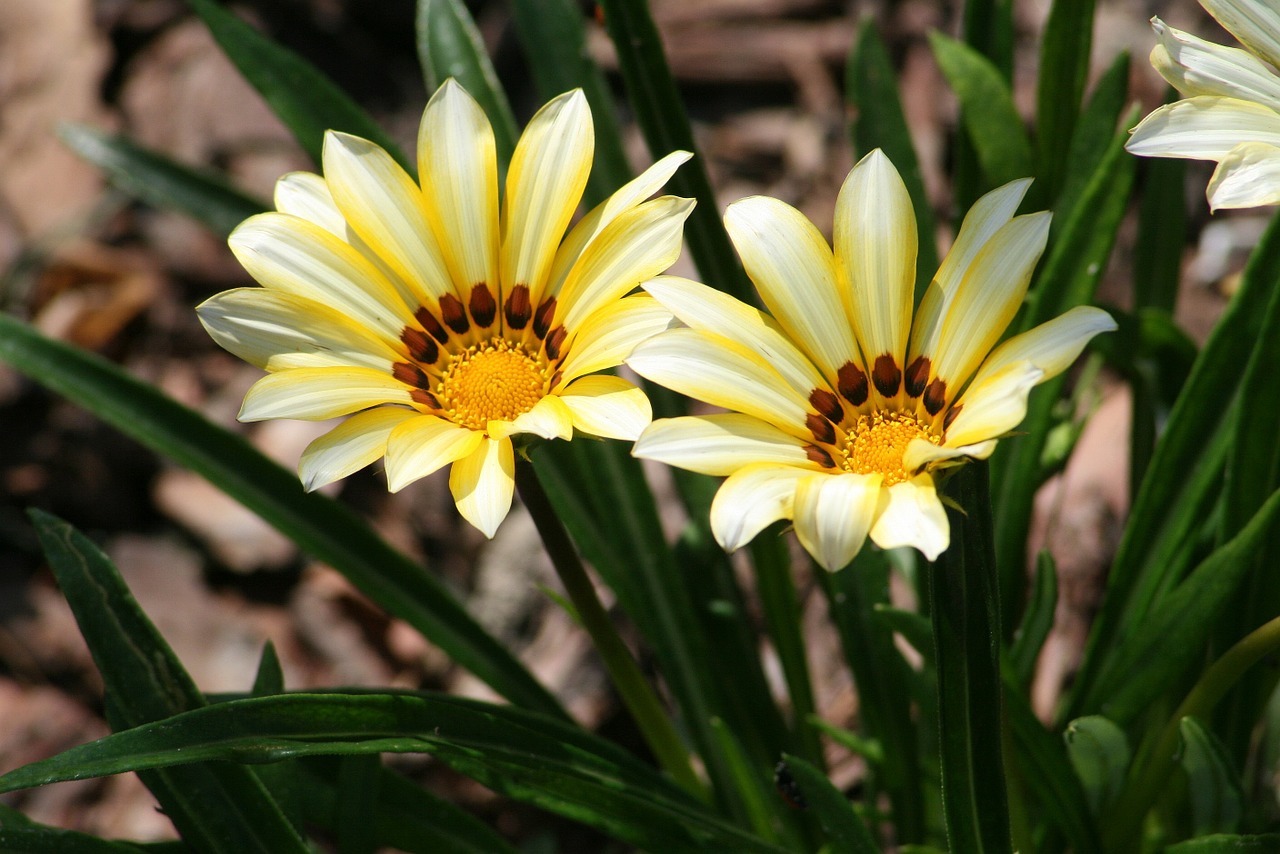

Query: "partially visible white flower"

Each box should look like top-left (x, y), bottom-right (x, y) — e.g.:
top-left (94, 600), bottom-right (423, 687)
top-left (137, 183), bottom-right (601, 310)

top-left (1127, 0), bottom-right (1280, 210)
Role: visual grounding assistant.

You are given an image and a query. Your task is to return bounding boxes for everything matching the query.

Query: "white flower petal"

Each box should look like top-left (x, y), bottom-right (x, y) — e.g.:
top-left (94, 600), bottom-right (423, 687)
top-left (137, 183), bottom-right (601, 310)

top-left (557, 294), bottom-right (674, 383)
top-left (497, 393), bottom-right (574, 441)
top-left (274, 171), bottom-right (346, 235)
top-left (971, 305), bottom-right (1116, 389)
top-left (632, 413), bottom-right (815, 476)
top-left (724, 196), bottom-right (861, 381)
top-left (240, 368), bottom-right (413, 421)
top-left (1207, 141), bottom-right (1280, 209)
top-left (384, 415), bottom-right (484, 492)
top-left (450, 437), bottom-right (516, 537)
top-left (710, 464), bottom-right (810, 552)
top-left (868, 475), bottom-right (949, 561)
top-left (1201, 0), bottom-right (1280, 70)
top-left (557, 375), bottom-right (652, 440)
top-left (299, 407), bottom-right (418, 491)
top-left (794, 472), bottom-right (882, 572)
top-left (835, 149), bottom-right (917, 372)
top-left (501, 90), bottom-right (593, 306)
top-left (944, 362), bottom-right (1044, 448)
top-left (1151, 19), bottom-right (1280, 106)
top-left (418, 80), bottom-right (500, 307)
top-left (1126, 96), bottom-right (1280, 160)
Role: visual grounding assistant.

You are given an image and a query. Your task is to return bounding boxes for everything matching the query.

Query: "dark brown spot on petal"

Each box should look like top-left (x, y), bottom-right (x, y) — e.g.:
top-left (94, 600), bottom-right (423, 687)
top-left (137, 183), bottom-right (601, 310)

top-left (805, 444), bottom-right (836, 468)
top-left (943, 404), bottom-right (963, 432)
top-left (438, 293), bottom-right (469, 335)
top-left (904, 356), bottom-right (931, 398)
top-left (415, 307), bottom-right (449, 343)
top-left (545, 326), bottom-right (568, 361)
top-left (837, 361), bottom-right (869, 407)
top-left (923, 377), bottom-right (947, 415)
top-left (805, 413), bottom-right (835, 445)
top-left (469, 283), bottom-right (496, 328)
top-left (872, 354), bottom-right (901, 398)
top-left (400, 326), bottom-right (439, 365)
top-left (548, 369), bottom-right (564, 392)
top-left (393, 362), bottom-right (430, 389)
top-left (411, 389), bottom-right (441, 409)
top-left (505, 284), bottom-right (532, 330)
top-left (808, 388), bottom-right (844, 424)
top-left (533, 296), bottom-right (557, 340)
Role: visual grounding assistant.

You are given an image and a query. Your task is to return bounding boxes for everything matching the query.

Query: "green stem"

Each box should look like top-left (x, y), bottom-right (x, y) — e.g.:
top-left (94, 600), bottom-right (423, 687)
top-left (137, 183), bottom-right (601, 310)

top-left (1104, 613), bottom-right (1280, 852)
top-left (514, 460), bottom-right (703, 797)
top-left (930, 462), bottom-right (1012, 854)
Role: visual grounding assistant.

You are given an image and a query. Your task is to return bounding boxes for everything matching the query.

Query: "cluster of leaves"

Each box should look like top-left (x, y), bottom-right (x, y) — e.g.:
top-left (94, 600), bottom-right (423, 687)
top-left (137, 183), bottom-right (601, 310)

top-left (2, 0), bottom-right (1280, 852)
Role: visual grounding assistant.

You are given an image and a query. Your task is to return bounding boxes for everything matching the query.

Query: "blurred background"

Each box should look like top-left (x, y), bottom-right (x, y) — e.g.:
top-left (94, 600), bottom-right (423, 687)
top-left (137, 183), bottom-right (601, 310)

top-left (0, 0), bottom-right (1256, 842)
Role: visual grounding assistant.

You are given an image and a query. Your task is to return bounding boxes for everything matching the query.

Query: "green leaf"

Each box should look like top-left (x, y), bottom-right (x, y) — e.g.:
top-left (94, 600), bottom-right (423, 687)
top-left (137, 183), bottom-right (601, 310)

top-left (0, 826), bottom-right (148, 854)
top-left (510, 0), bottom-right (632, 207)
top-left (847, 18), bottom-right (938, 300)
top-left (707, 718), bottom-right (788, 845)
top-left (58, 124), bottom-right (266, 236)
top-left (872, 605), bottom-right (933, 663)
top-left (780, 755), bottom-right (880, 854)
top-left (185, 0), bottom-right (408, 171)
top-left (252, 642), bottom-right (285, 697)
top-left (1063, 716), bottom-right (1131, 816)
top-left (928, 31), bottom-right (1032, 190)
top-left (962, 0), bottom-right (1013, 79)
top-left (1009, 551), bottom-right (1058, 688)
top-left (595, 0), bottom-right (752, 304)
top-left (28, 510), bottom-right (308, 853)
top-left (1165, 834), bottom-right (1280, 853)
top-left (0, 316), bottom-right (562, 719)
top-left (1034, 0), bottom-right (1098, 200)
top-left (1132, 157), bottom-right (1188, 314)
top-left (1054, 51), bottom-right (1131, 222)
top-left (0, 693), bottom-right (789, 854)
top-left (335, 754), bottom-right (381, 854)
top-left (416, 0), bottom-right (518, 163)
top-left (808, 719), bottom-right (886, 767)
top-left (1178, 717), bottom-right (1244, 836)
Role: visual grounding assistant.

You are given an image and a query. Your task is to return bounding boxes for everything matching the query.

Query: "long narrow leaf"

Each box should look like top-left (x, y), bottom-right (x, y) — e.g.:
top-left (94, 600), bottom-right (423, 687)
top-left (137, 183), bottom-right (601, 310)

top-left (0, 316), bottom-right (563, 718)
top-left (782, 755), bottom-right (879, 854)
top-left (1034, 0), bottom-right (1097, 200)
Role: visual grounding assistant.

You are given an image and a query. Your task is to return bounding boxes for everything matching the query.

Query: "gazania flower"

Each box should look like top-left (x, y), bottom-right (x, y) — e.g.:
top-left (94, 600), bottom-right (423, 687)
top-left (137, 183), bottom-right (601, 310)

top-left (1127, 0), bottom-right (1280, 209)
top-left (627, 151), bottom-right (1115, 570)
top-left (199, 80), bottom-right (692, 536)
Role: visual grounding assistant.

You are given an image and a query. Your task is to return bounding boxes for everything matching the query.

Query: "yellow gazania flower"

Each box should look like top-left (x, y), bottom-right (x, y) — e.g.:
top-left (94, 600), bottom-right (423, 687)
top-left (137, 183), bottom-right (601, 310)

top-left (199, 80), bottom-right (692, 536)
top-left (1127, 0), bottom-right (1280, 209)
top-left (627, 150), bottom-right (1115, 571)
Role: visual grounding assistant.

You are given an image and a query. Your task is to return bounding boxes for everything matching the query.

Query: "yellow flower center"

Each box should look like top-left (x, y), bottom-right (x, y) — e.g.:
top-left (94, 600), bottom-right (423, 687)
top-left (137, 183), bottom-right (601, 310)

top-left (437, 340), bottom-right (547, 430)
top-left (843, 411), bottom-right (940, 485)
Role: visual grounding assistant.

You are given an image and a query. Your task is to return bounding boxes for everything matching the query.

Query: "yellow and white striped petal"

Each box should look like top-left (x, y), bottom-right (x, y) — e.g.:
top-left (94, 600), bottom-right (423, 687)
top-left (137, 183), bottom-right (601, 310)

top-left (627, 328), bottom-right (814, 439)
top-left (943, 361), bottom-right (1043, 448)
top-left (1207, 141), bottom-right (1280, 209)
top-left (794, 472), bottom-right (882, 571)
top-left (710, 464), bottom-right (810, 552)
top-left (229, 213), bottom-right (410, 341)
top-left (500, 90), bottom-right (593, 305)
top-left (418, 80), bottom-right (500, 303)
top-left (929, 211), bottom-right (1051, 394)
top-left (641, 276), bottom-right (828, 398)
top-left (197, 289), bottom-right (400, 372)
top-left (725, 196), bottom-right (861, 381)
top-left (835, 149), bottom-right (917, 368)
top-left (450, 436), bottom-right (516, 538)
top-left (496, 393), bottom-right (574, 441)
top-left (240, 368), bottom-right (413, 421)
top-left (557, 294), bottom-right (674, 384)
top-left (323, 131), bottom-right (452, 304)
top-left (299, 407), bottom-right (418, 491)
top-left (274, 172), bottom-right (346, 235)
top-left (556, 196), bottom-right (694, 333)
top-left (384, 415), bottom-right (484, 492)
top-left (1126, 97), bottom-right (1280, 160)
top-left (868, 475), bottom-right (949, 561)
top-left (546, 151), bottom-right (692, 297)
top-left (633, 413), bottom-right (814, 476)
top-left (902, 437), bottom-right (999, 473)
top-left (1151, 19), bottom-right (1280, 106)
top-left (557, 375), bottom-right (652, 440)
top-left (1201, 0), bottom-right (1280, 70)
top-left (971, 305), bottom-right (1116, 390)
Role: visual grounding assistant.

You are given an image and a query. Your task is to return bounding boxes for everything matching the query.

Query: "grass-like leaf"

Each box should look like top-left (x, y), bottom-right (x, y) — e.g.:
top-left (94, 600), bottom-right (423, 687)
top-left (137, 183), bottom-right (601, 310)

top-left (1034, 0), bottom-right (1098, 200)
top-left (28, 511), bottom-right (309, 853)
top-left (58, 124), bottom-right (266, 237)
top-left (782, 755), bottom-right (880, 854)
top-left (1009, 551), bottom-right (1058, 688)
top-left (0, 693), bottom-right (789, 854)
top-left (185, 0), bottom-right (408, 171)
top-left (1178, 717), bottom-right (1244, 836)
top-left (0, 315), bottom-right (563, 719)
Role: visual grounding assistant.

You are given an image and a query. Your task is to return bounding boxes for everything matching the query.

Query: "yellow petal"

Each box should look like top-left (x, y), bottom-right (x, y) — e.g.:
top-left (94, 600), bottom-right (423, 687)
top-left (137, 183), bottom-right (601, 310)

top-left (498, 393), bottom-right (574, 441)
top-left (299, 407), bottom-right (418, 491)
top-left (632, 413), bottom-right (814, 476)
top-left (794, 472), bottom-right (882, 571)
top-left (384, 415), bottom-right (484, 492)
top-left (1201, 0), bottom-right (1280, 70)
top-left (557, 294), bottom-right (674, 383)
top-left (868, 475), bottom-right (949, 560)
top-left (1126, 96), bottom-right (1280, 160)
top-left (710, 464), bottom-right (810, 552)
top-left (450, 436), bottom-right (516, 537)
top-left (557, 375), bottom-right (651, 440)
top-left (239, 368), bottom-right (413, 421)
top-left (1207, 141), bottom-right (1280, 209)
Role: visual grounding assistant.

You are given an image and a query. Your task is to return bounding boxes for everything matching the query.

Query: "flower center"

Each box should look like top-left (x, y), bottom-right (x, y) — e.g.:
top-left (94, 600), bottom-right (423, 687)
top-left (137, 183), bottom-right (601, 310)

top-left (436, 340), bottom-right (547, 430)
top-left (843, 410), bottom-right (940, 485)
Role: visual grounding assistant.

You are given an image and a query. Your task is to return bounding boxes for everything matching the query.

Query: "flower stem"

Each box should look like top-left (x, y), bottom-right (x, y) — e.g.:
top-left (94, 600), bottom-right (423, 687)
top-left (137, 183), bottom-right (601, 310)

top-left (514, 459), bottom-right (704, 797)
top-left (1104, 613), bottom-right (1280, 852)
top-left (930, 462), bottom-right (1013, 854)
